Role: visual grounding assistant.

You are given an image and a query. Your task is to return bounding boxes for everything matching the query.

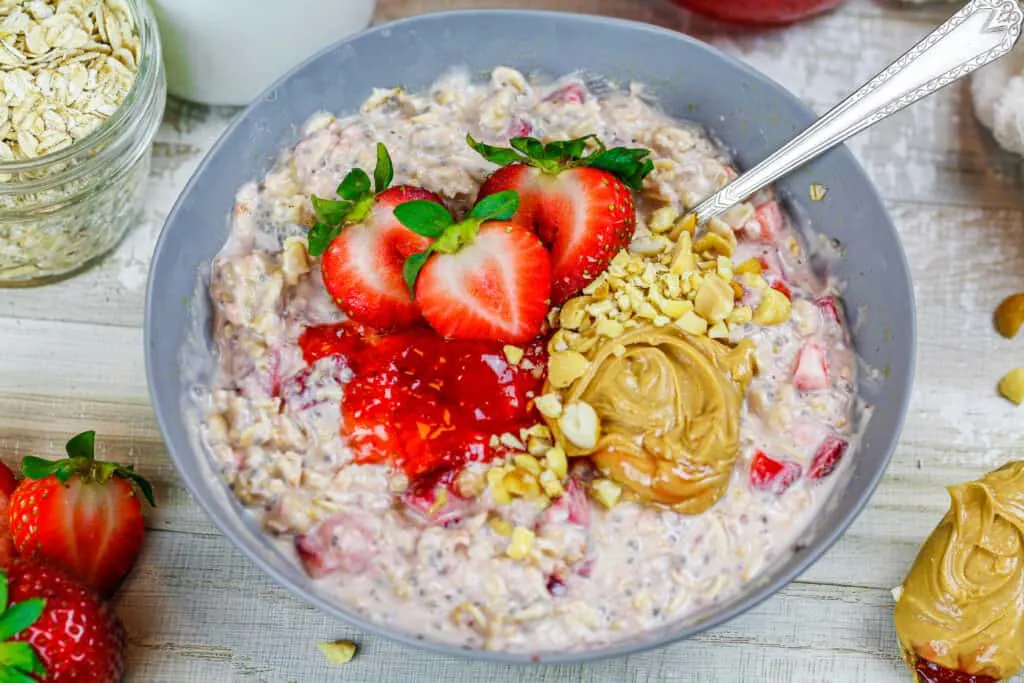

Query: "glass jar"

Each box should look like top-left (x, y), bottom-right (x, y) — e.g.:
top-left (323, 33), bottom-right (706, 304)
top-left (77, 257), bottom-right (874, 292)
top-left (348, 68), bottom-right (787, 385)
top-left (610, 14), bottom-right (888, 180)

top-left (0, 0), bottom-right (167, 286)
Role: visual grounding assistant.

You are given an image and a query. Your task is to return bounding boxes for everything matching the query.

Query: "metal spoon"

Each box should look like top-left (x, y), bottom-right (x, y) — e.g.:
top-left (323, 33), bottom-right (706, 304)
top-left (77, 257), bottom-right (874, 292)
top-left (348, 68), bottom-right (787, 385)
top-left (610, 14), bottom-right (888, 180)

top-left (691, 0), bottom-right (1024, 225)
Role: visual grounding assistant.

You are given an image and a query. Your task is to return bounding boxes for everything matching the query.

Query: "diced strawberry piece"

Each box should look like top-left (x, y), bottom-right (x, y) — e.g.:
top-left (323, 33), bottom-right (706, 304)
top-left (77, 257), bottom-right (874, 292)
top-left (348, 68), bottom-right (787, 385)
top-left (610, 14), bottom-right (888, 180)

top-left (546, 83), bottom-right (585, 104)
top-left (295, 512), bottom-right (377, 578)
top-left (754, 201), bottom-right (784, 242)
top-left (401, 482), bottom-right (470, 527)
top-left (543, 478), bottom-right (591, 527)
top-left (808, 436), bottom-right (848, 480)
top-left (416, 221), bottom-right (551, 343)
top-left (507, 116), bottom-right (533, 138)
top-left (321, 186), bottom-right (445, 330)
top-left (793, 343), bottom-right (830, 392)
top-left (816, 296), bottom-right (840, 323)
top-left (770, 279), bottom-right (792, 299)
top-left (0, 461), bottom-right (17, 497)
top-left (749, 451), bottom-right (802, 494)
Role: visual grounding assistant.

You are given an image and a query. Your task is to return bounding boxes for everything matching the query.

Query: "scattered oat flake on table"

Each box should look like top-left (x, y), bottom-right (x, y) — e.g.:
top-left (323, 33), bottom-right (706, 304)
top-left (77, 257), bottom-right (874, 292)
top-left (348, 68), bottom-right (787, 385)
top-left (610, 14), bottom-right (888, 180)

top-left (0, 0), bottom-right (139, 161)
top-left (809, 183), bottom-right (827, 201)
top-left (317, 640), bottom-right (357, 664)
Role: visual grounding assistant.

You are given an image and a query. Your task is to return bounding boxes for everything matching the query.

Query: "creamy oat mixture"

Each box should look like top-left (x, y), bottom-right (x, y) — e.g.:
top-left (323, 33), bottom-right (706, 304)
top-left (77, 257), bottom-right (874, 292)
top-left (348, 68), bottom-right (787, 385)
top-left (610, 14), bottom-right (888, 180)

top-left (201, 67), bottom-right (860, 652)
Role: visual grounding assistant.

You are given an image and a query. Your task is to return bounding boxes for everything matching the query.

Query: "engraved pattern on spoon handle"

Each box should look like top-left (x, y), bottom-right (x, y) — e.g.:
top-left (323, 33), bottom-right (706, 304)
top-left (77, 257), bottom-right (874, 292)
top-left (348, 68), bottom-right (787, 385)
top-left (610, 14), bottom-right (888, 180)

top-left (691, 0), bottom-right (1024, 225)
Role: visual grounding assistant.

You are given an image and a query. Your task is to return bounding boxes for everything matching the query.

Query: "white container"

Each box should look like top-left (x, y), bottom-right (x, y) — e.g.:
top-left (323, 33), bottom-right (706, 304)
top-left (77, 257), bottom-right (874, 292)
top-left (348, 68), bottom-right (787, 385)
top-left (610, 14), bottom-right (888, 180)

top-left (150, 0), bottom-right (377, 106)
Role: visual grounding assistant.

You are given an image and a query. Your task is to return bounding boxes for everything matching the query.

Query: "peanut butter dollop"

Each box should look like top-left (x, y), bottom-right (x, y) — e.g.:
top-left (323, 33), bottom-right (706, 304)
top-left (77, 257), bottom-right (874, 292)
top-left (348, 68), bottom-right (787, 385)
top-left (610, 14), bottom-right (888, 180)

top-left (546, 326), bottom-right (755, 514)
top-left (894, 461), bottom-right (1024, 682)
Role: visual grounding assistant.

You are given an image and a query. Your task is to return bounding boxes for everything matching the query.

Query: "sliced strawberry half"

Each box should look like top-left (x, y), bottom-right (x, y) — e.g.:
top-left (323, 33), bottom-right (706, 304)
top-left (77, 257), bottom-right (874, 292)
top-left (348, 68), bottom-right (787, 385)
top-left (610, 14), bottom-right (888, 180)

top-left (749, 451), bottom-right (802, 494)
top-left (468, 134), bottom-right (653, 304)
top-left (396, 190), bottom-right (552, 343)
top-left (308, 143), bottom-right (448, 330)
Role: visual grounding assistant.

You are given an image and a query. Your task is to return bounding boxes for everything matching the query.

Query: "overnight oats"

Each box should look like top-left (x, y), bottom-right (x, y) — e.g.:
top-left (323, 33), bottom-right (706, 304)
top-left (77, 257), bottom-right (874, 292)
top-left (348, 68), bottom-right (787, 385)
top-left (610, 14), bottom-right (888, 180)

top-left (199, 67), bottom-right (862, 652)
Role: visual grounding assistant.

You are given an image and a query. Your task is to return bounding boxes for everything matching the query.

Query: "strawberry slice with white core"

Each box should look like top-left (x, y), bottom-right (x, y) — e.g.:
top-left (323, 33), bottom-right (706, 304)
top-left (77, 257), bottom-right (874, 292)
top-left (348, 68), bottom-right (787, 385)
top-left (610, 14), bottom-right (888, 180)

top-left (308, 143), bottom-right (448, 329)
top-left (396, 190), bottom-right (552, 343)
top-left (793, 342), bottom-right (830, 392)
top-left (468, 134), bottom-right (653, 304)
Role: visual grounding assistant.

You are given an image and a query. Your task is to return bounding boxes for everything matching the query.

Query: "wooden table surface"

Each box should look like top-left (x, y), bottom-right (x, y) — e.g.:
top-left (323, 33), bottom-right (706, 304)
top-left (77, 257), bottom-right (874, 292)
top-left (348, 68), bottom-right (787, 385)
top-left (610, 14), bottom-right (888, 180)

top-left (3, 0), bottom-right (1023, 680)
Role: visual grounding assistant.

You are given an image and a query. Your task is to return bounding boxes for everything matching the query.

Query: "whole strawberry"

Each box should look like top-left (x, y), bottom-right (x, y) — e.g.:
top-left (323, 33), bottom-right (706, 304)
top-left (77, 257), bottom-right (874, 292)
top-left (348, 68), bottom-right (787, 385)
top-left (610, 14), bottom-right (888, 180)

top-left (0, 558), bottom-right (125, 682)
top-left (9, 431), bottom-right (155, 596)
top-left (467, 134), bottom-right (654, 304)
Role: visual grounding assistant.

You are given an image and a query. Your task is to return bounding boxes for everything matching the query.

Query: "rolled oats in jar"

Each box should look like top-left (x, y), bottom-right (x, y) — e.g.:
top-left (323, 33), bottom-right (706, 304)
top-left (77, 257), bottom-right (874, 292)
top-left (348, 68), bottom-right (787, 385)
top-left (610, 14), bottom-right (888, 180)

top-left (0, 0), bottom-right (166, 285)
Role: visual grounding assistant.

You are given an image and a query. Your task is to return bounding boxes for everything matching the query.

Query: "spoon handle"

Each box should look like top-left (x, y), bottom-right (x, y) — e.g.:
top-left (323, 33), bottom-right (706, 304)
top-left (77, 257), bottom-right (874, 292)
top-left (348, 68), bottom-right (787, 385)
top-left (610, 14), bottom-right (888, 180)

top-left (691, 0), bottom-right (1024, 224)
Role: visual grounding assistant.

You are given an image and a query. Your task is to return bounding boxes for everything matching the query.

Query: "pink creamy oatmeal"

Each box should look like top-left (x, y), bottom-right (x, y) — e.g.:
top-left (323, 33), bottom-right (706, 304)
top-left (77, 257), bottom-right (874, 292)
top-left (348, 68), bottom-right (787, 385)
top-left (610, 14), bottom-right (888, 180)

top-left (200, 67), bottom-right (862, 652)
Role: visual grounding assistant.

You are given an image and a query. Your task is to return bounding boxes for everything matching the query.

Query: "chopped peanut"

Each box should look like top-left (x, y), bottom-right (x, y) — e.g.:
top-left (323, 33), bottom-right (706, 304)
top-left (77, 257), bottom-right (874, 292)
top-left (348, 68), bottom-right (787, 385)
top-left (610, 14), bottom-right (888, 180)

top-left (999, 368), bottom-right (1024, 405)
top-left (506, 526), bottom-right (535, 560)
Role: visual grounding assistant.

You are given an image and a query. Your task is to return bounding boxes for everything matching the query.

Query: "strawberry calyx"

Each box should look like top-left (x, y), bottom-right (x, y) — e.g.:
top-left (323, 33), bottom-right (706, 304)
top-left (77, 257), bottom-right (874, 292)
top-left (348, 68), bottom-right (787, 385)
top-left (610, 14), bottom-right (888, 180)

top-left (0, 569), bottom-right (46, 681)
top-left (20, 431), bottom-right (156, 508)
top-left (395, 190), bottom-right (520, 294)
top-left (466, 133), bottom-right (654, 190)
top-left (307, 142), bottom-right (396, 256)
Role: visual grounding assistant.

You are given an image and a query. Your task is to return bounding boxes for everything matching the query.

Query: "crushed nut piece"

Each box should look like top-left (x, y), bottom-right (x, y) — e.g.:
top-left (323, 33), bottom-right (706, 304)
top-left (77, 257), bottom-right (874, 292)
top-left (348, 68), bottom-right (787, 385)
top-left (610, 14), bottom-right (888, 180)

top-left (318, 640), bottom-right (357, 665)
top-left (559, 401), bottom-right (600, 449)
top-left (592, 478), bottom-right (623, 508)
top-left (548, 350), bottom-right (589, 388)
top-left (534, 393), bottom-right (564, 418)
top-left (995, 293), bottom-right (1024, 339)
top-left (507, 526), bottom-right (535, 560)
top-left (998, 368), bottom-right (1024, 405)
top-left (503, 345), bottom-right (524, 365)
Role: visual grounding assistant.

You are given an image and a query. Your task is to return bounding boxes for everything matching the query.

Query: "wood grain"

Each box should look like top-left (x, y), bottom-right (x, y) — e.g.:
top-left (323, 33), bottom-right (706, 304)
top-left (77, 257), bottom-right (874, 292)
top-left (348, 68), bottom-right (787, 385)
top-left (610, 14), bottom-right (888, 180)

top-left (2, 0), bottom-right (1022, 680)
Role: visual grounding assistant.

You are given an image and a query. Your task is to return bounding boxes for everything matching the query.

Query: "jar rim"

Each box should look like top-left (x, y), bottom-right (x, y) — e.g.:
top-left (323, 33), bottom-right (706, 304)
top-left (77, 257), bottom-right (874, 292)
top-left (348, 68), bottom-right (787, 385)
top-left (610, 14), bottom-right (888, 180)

top-left (0, 0), bottom-right (161, 175)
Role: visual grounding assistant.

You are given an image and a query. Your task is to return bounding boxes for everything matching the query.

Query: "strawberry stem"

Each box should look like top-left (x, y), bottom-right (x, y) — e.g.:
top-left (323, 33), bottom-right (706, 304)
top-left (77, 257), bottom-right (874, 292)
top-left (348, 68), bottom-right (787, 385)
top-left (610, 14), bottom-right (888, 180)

top-left (307, 143), bottom-right (397, 257)
top-left (466, 133), bottom-right (654, 190)
top-left (0, 571), bottom-right (46, 681)
top-left (395, 191), bottom-right (520, 295)
top-left (20, 431), bottom-right (157, 508)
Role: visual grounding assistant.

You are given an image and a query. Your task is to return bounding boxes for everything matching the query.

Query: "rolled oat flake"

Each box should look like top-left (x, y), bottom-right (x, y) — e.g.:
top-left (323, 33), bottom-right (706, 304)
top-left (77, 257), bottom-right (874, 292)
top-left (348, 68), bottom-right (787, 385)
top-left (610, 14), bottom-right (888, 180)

top-left (0, 0), bottom-right (140, 161)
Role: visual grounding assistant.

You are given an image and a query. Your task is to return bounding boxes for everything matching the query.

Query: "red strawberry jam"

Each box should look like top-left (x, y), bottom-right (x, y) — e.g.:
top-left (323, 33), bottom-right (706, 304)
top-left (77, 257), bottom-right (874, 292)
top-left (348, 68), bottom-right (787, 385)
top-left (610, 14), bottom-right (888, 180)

top-left (298, 322), bottom-right (547, 485)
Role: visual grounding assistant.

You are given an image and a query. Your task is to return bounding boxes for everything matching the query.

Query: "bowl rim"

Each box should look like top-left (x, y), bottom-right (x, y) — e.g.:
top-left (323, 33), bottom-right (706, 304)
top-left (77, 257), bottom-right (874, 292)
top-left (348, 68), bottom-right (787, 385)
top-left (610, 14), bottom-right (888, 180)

top-left (145, 7), bottom-right (916, 666)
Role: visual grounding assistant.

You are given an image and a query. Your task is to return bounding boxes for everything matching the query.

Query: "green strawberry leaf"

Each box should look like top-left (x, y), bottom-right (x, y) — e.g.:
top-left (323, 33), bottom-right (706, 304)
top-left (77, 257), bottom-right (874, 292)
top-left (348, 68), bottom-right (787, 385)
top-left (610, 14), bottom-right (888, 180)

top-left (509, 137), bottom-right (545, 161)
top-left (393, 200), bottom-right (454, 238)
top-left (307, 222), bottom-right (341, 257)
top-left (20, 456), bottom-right (65, 482)
top-left (0, 599), bottom-right (44, 642)
top-left (310, 196), bottom-right (352, 226)
top-left (466, 134), bottom-right (524, 166)
top-left (337, 168), bottom-right (372, 202)
top-left (583, 147), bottom-right (654, 190)
top-left (402, 251), bottom-right (430, 297)
top-left (469, 190), bottom-right (519, 222)
top-left (0, 640), bottom-right (46, 679)
top-left (373, 143), bottom-right (394, 194)
top-left (120, 468), bottom-right (157, 507)
top-left (64, 430), bottom-right (95, 461)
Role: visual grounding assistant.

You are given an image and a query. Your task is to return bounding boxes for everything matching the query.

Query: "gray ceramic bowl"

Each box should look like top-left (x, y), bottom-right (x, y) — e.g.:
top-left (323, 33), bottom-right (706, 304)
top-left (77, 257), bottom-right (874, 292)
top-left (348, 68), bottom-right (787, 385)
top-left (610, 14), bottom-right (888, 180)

top-left (145, 9), bottom-right (915, 664)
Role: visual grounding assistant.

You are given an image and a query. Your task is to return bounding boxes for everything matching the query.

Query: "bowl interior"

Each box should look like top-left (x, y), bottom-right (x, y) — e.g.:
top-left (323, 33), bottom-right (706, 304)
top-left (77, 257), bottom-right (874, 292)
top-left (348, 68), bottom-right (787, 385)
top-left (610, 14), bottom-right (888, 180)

top-left (145, 9), bottom-right (915, 665)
